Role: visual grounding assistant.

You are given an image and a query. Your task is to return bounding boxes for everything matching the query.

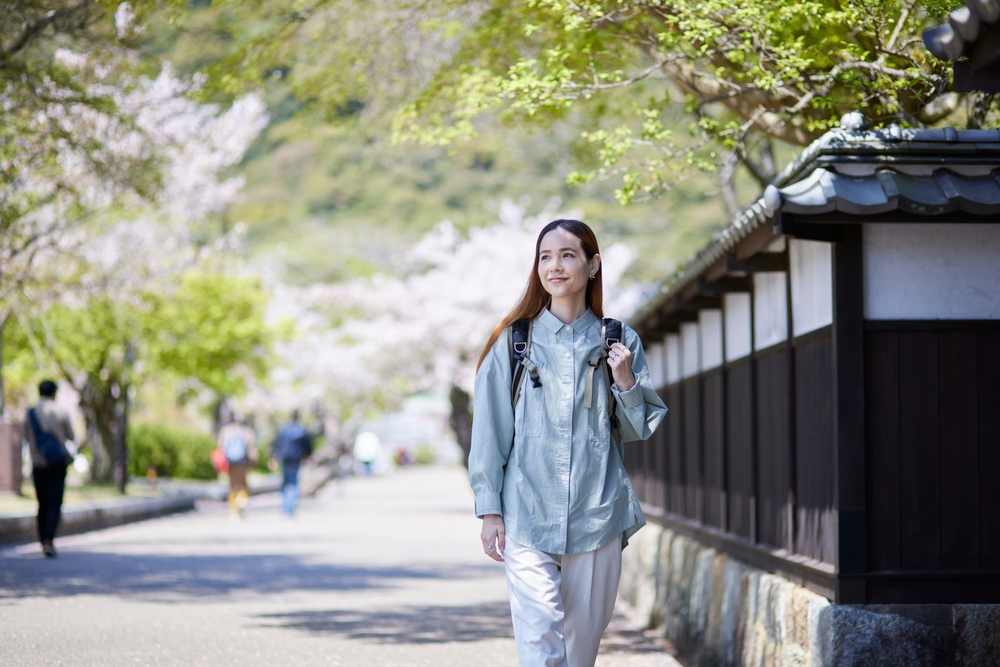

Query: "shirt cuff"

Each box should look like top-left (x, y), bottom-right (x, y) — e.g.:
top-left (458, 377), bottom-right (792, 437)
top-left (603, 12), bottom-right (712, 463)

top-left (475, 492), bottom-right (503, 518)
top-left (612, 380), bottom-right (644, 409)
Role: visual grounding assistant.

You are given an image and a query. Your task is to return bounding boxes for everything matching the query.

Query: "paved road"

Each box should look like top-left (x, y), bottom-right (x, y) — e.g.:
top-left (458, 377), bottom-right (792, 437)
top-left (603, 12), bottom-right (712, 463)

top-left (0, 466), bottom-right (681, 667)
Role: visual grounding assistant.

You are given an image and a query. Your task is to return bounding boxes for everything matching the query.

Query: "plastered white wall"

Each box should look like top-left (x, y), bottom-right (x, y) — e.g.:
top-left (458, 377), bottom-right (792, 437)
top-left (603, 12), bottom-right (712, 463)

top-left (681, 323), bottom-right (700, 379)
top-left (724, 293), bottom-right (753, 361)
top-left (648, 343), bottom-right (665, 387)
top-left (864, 223), bottom-right (1000, 319)
top-left (754, 272), bottom-right (789, 350)
top-left (665, 334), bottom-right (681, 385)
top-left (790, 239), bottom-right (834, 336)
top-left (699, 310), bottom-right (724, 371)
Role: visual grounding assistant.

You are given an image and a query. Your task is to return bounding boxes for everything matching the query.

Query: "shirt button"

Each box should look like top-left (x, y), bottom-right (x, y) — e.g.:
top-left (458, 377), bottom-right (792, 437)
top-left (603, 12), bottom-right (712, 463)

top-left (563, 433), bottom-right (569, 439)
top-left (564, 352), bottom-right (571, 358)
top-left (558, 517), bottom-right (564, 522)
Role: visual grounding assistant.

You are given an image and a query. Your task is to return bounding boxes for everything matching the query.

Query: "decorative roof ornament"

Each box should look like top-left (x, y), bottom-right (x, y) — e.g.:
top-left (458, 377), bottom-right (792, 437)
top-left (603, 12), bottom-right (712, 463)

top-left (839, 111), bottom-right (867, 132)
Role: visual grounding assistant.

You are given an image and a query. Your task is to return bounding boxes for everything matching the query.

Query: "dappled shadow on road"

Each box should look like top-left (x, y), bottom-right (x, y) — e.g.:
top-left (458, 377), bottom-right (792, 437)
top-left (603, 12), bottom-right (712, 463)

top-left (0, 552), bottom-right (495, 602)
top-left (255, 601), bottom-right (514, 644)
top-left (596, 610), bottom-right (686, 667)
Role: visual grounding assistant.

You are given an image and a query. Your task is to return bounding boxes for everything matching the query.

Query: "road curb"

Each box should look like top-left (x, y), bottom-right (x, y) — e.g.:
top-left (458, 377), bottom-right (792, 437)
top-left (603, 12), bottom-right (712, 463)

top-left (0, 494), bottom-right (197, 546)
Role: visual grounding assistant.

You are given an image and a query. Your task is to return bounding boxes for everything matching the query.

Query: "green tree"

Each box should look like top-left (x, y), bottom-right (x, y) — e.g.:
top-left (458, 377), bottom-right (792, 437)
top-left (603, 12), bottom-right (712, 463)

top-left (13, 270), bottom-right (275, 489)
top-left (142, 270), bottom-right (276, 397)
top-left (189, 0), bottom-right (984, 208)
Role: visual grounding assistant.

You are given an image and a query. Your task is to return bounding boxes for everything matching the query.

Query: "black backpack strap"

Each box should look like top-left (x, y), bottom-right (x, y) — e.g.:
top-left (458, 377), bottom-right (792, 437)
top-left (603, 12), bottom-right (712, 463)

top-left (602, 318), bottom-right (623, 350)
top-left (509, 319), bottom-right (540, 409)
top-left (602, 318), bottom-right (623, 448)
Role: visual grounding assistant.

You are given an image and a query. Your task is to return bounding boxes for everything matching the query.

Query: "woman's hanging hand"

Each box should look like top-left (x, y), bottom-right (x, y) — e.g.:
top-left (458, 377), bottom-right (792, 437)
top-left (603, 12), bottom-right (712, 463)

top-left (481, 514), bottom-right (505, 562)
top-left (607, 342), bottom-right (636, 392)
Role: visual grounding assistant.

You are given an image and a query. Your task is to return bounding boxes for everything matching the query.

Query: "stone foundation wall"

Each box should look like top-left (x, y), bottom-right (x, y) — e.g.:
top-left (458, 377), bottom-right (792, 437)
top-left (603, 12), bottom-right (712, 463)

top-left (619, 523), bottom-right (1000, 667)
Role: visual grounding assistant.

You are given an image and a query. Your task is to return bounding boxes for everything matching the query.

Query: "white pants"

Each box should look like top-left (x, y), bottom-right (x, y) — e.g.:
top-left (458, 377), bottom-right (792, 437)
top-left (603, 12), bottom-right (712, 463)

top-left (502, 535), bottom-right (623, 667)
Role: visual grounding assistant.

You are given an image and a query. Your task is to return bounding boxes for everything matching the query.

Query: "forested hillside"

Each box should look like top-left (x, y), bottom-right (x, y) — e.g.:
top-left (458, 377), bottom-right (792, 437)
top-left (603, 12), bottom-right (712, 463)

top-left (142, 5), bottom-right (758, 287)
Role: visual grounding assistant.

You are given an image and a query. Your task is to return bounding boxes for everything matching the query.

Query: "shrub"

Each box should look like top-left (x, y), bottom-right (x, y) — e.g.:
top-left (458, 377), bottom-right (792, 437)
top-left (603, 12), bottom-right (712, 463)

top-left (129, 424), bottom-right (218, 480)
top-left (413, 446), bottom-right (435, 465)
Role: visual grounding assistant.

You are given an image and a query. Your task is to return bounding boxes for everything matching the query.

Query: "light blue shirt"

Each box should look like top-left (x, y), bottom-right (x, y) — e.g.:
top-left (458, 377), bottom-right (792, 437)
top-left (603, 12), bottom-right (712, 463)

top-left (469, 308), bottom-right (667, 554)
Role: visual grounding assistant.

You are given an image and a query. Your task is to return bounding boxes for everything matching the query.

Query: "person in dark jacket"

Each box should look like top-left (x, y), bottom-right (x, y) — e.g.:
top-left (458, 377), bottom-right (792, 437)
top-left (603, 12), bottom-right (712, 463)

top-left (25, 380), bottom-right (77, 558)
top-left (271, 410), bottom-right (314, 516)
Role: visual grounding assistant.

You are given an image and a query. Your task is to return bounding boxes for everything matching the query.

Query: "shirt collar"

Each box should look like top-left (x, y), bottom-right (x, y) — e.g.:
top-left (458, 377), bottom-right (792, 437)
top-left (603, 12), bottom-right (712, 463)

top-left (536, 308), bottom-right (598, 334)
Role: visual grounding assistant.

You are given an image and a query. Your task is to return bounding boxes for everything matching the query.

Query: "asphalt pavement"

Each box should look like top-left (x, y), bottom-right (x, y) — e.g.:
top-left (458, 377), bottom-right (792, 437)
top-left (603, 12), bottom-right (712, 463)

top-left (0, 466), bottom-right (681, 667)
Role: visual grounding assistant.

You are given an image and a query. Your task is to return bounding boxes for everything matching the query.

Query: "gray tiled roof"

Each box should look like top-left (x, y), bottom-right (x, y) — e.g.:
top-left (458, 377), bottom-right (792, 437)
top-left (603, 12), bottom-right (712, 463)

top-left (923, 0), bottom-right (1000, 62)
top-left (629, 120), bottom-right (1000, 330)
top-left (776, 167), bottom-right (1000, 217)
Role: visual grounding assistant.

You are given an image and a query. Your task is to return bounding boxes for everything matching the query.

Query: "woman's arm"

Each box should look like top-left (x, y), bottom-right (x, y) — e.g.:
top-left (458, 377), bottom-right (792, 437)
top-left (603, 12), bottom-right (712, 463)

top-left (611, 326), bottom-right (667, 442)
top-left (468, 328), bottom-right (516, 519)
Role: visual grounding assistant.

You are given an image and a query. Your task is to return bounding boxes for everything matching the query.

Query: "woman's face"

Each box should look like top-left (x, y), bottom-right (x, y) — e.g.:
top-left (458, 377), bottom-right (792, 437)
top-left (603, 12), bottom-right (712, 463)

top-left (536, 227), bottom-right (600, 303)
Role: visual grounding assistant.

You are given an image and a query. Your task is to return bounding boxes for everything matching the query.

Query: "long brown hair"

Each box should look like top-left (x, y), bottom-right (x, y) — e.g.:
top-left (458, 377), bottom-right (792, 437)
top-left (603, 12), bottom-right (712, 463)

top-left (476, 219), bottom-right (604, 371)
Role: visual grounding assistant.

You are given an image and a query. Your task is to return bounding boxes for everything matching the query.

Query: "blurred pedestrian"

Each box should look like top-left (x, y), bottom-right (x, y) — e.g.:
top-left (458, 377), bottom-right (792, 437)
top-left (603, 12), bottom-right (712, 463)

top-left (469, 220), bottom-right (666, 667)
top-left (25, 380), bottom-right (78, 558)
top-left (271, 410), bottom-right (313, 516)
top-left (217, 415), bottom-right (257, 518)
top-left (353, 431), bottom-right (381, 476)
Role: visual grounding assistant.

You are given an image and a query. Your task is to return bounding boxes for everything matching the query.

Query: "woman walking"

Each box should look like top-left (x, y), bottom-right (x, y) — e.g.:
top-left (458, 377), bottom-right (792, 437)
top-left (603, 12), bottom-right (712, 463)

top-left (469, 219), bottom-right (667, 667)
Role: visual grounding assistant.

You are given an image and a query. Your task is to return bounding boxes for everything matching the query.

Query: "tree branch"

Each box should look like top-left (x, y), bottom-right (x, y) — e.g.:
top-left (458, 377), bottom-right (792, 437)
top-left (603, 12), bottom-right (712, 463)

top-left (1, 2), bottom-right (92, 61)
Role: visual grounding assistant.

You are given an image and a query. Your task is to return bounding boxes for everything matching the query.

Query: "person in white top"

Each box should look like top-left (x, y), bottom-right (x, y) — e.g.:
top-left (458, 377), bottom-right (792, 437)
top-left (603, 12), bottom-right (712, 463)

top-left (25, 380), bottom-right (78, 558)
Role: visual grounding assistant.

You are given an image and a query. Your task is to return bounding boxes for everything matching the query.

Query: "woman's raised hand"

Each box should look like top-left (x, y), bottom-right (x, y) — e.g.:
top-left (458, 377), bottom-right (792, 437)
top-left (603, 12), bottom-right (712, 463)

top-left (607, 342), bottom-right (636, 392)
top-left (481, 514), bottom-right (505, 562)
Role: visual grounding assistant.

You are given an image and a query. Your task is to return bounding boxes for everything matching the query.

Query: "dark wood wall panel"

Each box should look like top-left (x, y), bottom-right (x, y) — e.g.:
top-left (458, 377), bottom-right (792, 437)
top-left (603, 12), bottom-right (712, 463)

top-left (635, 437), bottom-right (649, 504)
top-left (702, 370), bottom-right (725, 530)
top-left (898, 332), bottom-right (941, 570)
top-left (683, 378), bottom-right (703, 522)
top-left (652, 414), bottom-right (668, 510)
top-left (667, 385), bottom-right (685, 515)
top-left (980, 332), bottom-right (1000, 569)
top-left (643, 437), bottom-right (656, 506)
top-left (867, 324), bottom-right (1000, 579)
top-left (725, 361), bottom-right (755, 540)
top-left (866, 331), bottom-right (901, 571)
top-left (755, 349), bottom-right (791, 551)
top-left (938, 332), bottom-right (979, 569)
top-left (794, 336), bottom-right (835, 563)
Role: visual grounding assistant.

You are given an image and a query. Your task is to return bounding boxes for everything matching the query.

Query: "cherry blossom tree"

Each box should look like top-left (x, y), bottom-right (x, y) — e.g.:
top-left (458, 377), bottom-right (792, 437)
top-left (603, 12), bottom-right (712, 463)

top-left (7, 63), bottom-right (270, 486)
top-left (243, 201), bottom-right (640, 463)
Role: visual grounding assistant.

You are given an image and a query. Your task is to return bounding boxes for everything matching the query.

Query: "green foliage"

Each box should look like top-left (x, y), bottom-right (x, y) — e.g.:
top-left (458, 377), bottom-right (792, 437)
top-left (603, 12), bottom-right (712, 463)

top-left (177, 0), bottom-right (992, 207)
top-left (133, 0), bottom-right (763, 287)
top-left (142, 270), bottom-right (277, 396)
top-left (394, 0), bottom-right (967, 201)
top-left (128, 423), bottom-right (217, 479)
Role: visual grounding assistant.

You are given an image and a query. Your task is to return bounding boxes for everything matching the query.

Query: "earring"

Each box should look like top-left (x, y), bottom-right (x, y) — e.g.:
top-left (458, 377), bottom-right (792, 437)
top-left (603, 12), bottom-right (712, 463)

top-left (589, 274), bottom-right (595, 280)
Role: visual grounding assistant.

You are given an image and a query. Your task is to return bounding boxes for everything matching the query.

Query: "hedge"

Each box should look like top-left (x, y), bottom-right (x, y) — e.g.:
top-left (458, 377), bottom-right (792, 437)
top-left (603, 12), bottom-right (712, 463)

top-left (128, 424), bottom-right (217, 480)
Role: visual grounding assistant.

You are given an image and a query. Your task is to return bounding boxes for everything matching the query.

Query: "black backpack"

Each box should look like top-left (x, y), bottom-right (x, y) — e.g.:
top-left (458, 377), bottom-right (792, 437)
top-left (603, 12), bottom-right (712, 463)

top-left (507, 317), bottom-right (623, 442)
top-left (28, 408), bottom-right (70, 466)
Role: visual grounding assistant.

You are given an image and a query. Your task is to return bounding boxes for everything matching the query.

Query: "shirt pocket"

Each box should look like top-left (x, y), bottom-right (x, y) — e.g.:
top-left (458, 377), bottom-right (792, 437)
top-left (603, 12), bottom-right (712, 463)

top-left (514, 365), bottom-right (543, 439)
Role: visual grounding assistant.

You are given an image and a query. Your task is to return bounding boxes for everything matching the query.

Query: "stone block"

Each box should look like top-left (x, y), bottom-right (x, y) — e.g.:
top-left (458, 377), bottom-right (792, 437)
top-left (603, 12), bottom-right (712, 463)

top-left (632, 524), bottom-right (663, 628)
top-left (689, 547), bottom-right (718, 644)
top-left (719, 559), bottom-right (747, 666)
top-left (619, 527), bottom-right (642, 606)
top-left (703, 554), bottom-right (730, 662)
top-left (953, 604), bottom-right (1000, 667)
top-left (663, 534), bottom-right (694, 644)
top-left (807, 594), bottom-right (831, 666)
top-left (651, 529), bottom-right (676, 629)
top-left (815, 605), bottom-right (949, 667)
